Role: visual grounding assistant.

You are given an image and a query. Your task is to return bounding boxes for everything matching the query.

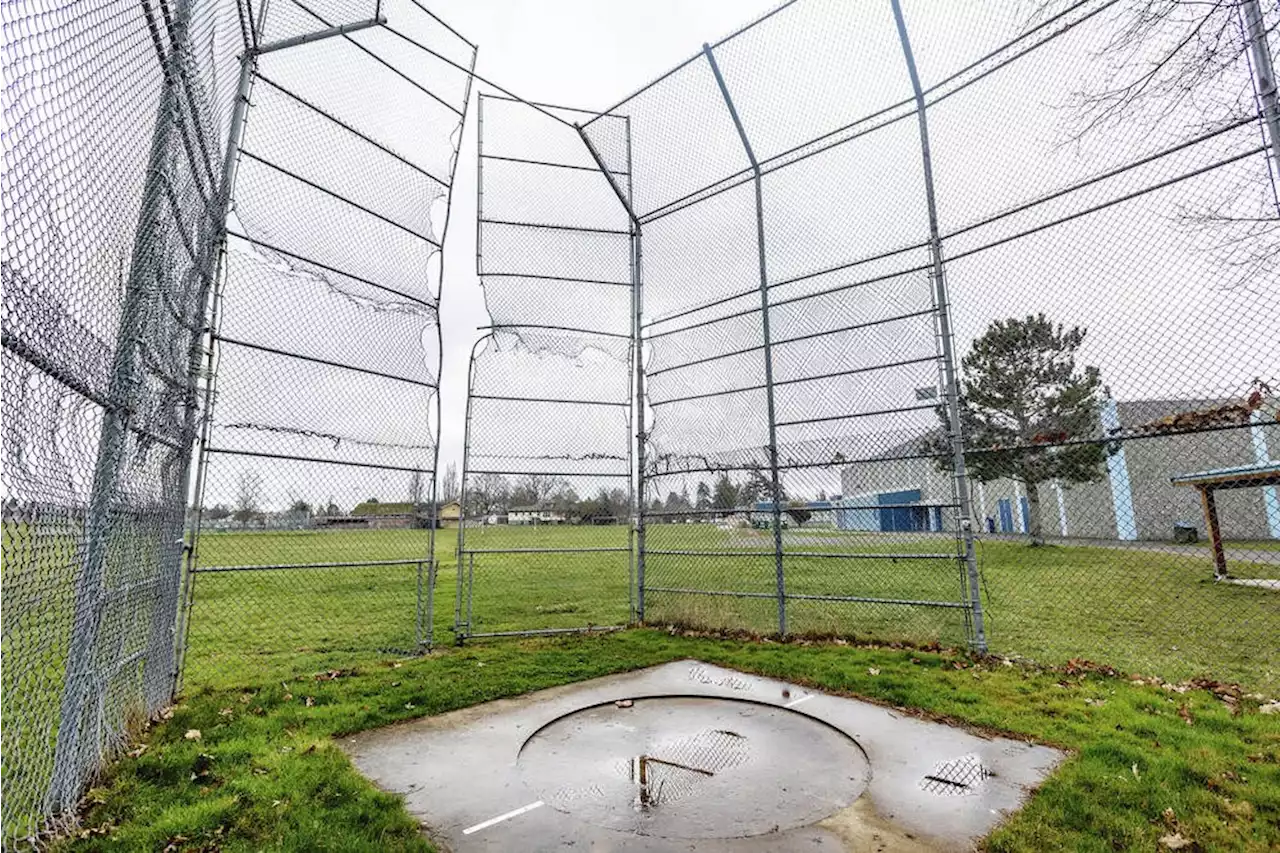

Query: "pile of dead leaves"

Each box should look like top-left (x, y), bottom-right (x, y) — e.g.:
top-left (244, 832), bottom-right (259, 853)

top-left (1158, 807), bottom-right (1198, 850)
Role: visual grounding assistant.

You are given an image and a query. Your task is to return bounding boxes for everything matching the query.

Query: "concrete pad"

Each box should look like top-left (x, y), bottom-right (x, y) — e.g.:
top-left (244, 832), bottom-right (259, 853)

top-left (341, 660), bottom-right (1065, 852)
top-left (1221, 577), bottom-right (1280, 590)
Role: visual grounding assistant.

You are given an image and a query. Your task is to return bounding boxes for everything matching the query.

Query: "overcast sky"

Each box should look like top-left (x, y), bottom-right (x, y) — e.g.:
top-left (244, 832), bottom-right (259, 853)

top-left (424, 0), bottom-right (781, 475)
top-left (8, 0), bottom-right (1274, 513)
top-left (424, 0), bottom-right (1277, 493)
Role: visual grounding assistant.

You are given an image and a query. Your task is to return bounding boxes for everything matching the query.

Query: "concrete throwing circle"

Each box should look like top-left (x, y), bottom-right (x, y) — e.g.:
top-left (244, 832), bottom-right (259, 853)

top-left (516, 695), bottom-right (871, 839)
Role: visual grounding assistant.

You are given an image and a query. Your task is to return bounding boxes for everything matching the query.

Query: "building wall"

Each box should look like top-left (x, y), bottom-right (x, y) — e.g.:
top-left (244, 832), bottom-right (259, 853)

top-left (1123, 424), bottom-right (1278, 541)
top-left (839, 417), bottom-right (1280, 542)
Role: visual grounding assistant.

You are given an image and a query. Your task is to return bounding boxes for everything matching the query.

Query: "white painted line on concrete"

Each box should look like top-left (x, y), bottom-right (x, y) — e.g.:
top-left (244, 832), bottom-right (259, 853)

top-left (784, 693), bottom-right (814, 709)
top-left (462, 800), bottom-right (544, 835)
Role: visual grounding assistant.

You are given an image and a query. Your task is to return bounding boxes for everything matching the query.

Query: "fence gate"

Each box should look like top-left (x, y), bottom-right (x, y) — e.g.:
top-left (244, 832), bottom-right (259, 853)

top-left (180, 0), bottom-right (475, 684)
top-left (455, 94), bottom-right (638, 640)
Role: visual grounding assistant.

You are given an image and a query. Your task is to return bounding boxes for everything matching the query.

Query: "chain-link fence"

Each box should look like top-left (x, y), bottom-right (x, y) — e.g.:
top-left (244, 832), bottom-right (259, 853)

top-left (3, 0), bottom-right (241, 839)
top-left (5, 0), bottom-right (1280, 845)
top-left (179, 0), bottom-right (474, 686)
top-left (455, 94), bottom-right (637, 639)
top-left (461, 0), bottom-right (1280, 689)
top-left (2, 0), bottom-right (474, 843)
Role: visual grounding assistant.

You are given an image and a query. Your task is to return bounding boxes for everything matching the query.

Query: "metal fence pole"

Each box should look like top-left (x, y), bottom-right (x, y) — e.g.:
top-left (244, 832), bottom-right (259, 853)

top-left (702, 43), bottom-right (787, 636)
top-left (890, 0), bottom-right (988, 653)
top-left (575, 120), bottom-right (647, 624)
top-left (1242, 0), bottom-right (1280, 187)
top-left (454, 338), bottom-right (484, 640)
top-left (420, 46), bottom-right (475, 652)
top-left (632, 221), bottom-right (647, 623)
top-left (453, 92), bottom-right (489, 642)
top-left (626, 118), bottom-right (647, 624)
top-left (172, 43), bottom-right (258, 694)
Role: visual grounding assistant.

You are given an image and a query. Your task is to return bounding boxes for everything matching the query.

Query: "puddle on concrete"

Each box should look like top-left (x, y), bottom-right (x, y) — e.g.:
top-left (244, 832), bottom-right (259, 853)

top-left (519, 695), bottom-right (870, 838)
top-left (341, 659), bottom-right (1065, 852)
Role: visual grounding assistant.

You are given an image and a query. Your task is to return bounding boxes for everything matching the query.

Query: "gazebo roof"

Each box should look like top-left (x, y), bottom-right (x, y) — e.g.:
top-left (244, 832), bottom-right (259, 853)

top-left (1170, 461), bottom-right (1280, 489)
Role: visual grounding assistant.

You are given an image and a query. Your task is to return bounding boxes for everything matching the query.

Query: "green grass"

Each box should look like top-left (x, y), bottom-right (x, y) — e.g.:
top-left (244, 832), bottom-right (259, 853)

top-left (183, 524), bottom-right (1280, 691)
top-left (8, 522), bottom-right (1280, 848)
top-left (1194, 538), bottom-right (1280, 553)
top-left (54, 631), bottom-right (1280, 852)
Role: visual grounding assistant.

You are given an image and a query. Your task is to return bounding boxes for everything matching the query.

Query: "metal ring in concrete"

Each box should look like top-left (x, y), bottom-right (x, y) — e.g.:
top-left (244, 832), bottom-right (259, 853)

top-left (517, 695), bottom-right (871, 838)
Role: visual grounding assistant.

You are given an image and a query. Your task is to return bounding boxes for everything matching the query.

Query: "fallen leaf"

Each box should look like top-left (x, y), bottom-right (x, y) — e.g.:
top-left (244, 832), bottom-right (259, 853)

top-left (183, 729), bottom-right (201, 741)
top-left (283, 692), bottom-right (293, 701)
top-left (218, 707), bottom-right (234, 717)
top-left (1159, 831), bottom-right (1194, 850)
top-left (315, 669), bottom-right (349, 681)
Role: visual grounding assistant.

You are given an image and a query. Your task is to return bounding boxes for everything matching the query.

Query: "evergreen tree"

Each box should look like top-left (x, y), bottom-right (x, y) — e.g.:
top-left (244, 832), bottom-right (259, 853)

top-left (711, 474), bottom-right (740, 511)
top-left (938, 314), bottom-right (1105, 545)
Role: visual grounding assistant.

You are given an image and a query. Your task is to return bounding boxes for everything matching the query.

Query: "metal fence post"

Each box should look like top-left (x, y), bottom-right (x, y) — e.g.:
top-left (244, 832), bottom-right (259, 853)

top-left (420, 46), bottom-right (476, 652)
top-left (703, 43), bottom-right (787, 636)
top-left (1242, 0), bottom-right (1280, 188)
top-left (890, 0), bottom-right (988, 653)
top-left (575, 120), bottom-right (647, 624)
top-left (172, 43), bottom-right (258, 695)
top-left (455, 338), bottom-right (484, 640)
top-left (631, 221), bottom-right (647, 623)
top-left (625, 117), bottom-right (647, 624)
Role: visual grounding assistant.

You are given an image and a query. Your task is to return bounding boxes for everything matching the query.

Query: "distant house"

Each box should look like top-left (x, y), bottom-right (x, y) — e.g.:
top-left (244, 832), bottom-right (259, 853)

top-left (837, 397), bottom-right (1280, 542)
top-left (438, 500), bottom-right (462, 527)
top-left (509, 504), bottom-right (567, 525)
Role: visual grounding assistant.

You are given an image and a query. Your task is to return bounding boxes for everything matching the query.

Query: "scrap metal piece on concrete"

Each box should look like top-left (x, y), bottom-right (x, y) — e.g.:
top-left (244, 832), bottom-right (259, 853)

top-left (341, 660), bottom-right (1065, 852)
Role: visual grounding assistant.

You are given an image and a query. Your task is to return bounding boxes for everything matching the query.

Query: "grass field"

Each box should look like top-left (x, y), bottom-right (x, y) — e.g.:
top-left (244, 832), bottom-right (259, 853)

top-left (53, 631), bottom-right (1280, 852)
top-left (184, 524), bottom-right (1280, 691)
top-left (8, 522), bottom-right (1280, 849)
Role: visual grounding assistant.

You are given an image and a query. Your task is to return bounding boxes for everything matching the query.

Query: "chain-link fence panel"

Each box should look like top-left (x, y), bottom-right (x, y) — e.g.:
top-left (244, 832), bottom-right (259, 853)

top-left (903, 0), bottom-right (1280, 687)
top-left (2, 0), bottom-right (241, 841)
top-left (455, 94), bottom-right (636, 639)
top-left (467, 0), bottom-right (1278, 689)
top-left (179, 0), bottom-right (476, 687)
top-left (577, 1), bottom-right (985, 647)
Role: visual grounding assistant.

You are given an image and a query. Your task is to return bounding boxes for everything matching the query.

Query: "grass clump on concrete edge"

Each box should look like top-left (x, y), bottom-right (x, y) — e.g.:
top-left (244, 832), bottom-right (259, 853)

top-left (54, 630), bottom-right (1280, 852)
